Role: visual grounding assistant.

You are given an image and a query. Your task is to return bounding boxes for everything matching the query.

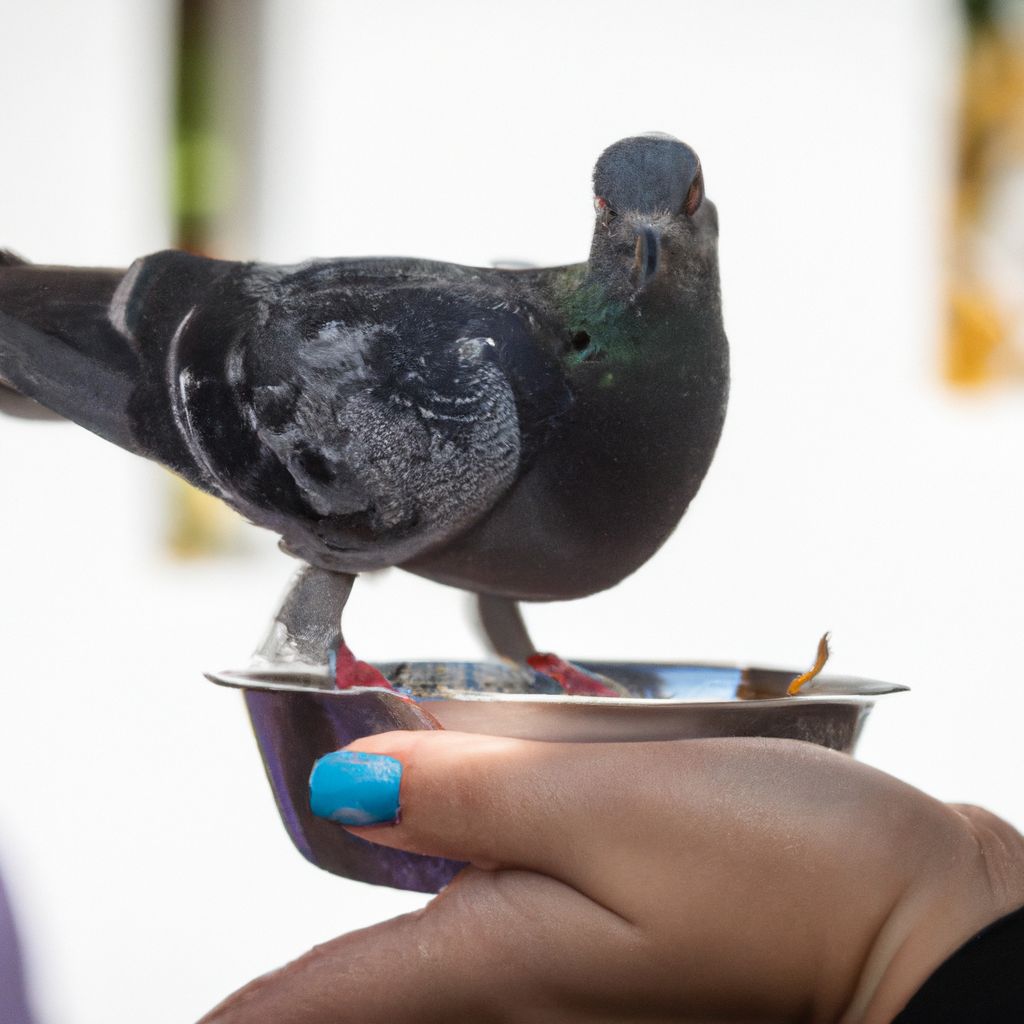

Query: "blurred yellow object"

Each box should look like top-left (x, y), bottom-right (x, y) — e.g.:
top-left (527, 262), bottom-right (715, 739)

top-left (162, 0), bottom-right (261, 559)
top-left (948, 5), bottom-right (1024, 388)
top-left (947, 284), bottom-right (1006, 385)
top-left (166, 474), bottom-right (242, 559)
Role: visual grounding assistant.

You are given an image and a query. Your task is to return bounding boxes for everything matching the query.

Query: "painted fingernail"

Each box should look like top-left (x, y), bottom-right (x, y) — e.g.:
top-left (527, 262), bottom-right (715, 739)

top-left (309, 751), bottom-right (402, 825)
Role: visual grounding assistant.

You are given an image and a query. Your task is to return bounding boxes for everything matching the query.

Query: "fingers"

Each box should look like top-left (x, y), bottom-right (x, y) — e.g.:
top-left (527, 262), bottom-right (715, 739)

top-left (308, 731), bottom-right (817, 885)
top-left (315, 732), bottom-right (862, 878)
top-left (313, 732), bottom-right (992, 932)
top-left (198, 867), bottom-right (637, 1024)
top-left (313, 731), bottom-right (604, 876)
top-left (212, 735), bottom-right (1012, 1024)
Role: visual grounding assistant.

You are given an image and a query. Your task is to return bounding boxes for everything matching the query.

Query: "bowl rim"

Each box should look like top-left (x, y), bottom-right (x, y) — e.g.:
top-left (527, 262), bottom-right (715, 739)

top-left (207, 659), bottom-right (909, 708)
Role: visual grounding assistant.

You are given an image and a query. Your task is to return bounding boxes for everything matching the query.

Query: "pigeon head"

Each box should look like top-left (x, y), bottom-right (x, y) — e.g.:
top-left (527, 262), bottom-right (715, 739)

top-left (589, 133), bottom-right (717, 300)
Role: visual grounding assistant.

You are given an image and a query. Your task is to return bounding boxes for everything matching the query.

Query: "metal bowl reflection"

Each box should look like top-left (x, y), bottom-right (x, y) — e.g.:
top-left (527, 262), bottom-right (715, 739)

top-left (215, 660), bottom-right (905, 893)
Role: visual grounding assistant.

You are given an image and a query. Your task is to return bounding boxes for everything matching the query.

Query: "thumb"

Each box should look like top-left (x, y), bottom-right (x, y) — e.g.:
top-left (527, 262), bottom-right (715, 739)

top-left (309, 731), bottom-right (591, 877)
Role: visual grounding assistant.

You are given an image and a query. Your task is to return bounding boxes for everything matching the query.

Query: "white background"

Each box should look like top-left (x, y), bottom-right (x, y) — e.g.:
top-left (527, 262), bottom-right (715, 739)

top-left (2, 2), bottom-right (1022, 1022)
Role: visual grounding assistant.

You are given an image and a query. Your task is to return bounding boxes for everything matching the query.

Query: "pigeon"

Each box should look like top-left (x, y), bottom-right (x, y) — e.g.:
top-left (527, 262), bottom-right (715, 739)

top-left (0, 133), bottom-right (729, 695)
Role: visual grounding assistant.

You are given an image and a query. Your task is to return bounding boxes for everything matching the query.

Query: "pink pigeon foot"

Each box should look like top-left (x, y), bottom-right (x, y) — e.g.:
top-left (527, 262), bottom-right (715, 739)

top-left (526, 652), bottom-right (627, 697)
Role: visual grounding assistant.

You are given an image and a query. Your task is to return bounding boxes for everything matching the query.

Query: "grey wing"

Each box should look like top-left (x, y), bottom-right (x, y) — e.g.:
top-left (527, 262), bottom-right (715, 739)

top-left (248, 326), bottom-right (523, 572)
top-left (0, 253), bottom-right (62, 416)
top-left (0, 247), bottom-right (237, 461)
top-left (0, 249), bottom-right (135, 439)
top-left (0, 383), bottom-right (61, 419)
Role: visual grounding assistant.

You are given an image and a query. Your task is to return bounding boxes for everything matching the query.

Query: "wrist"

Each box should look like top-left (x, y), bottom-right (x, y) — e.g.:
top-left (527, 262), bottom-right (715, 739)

top-left (847, 805), bottom-right (1024, 1024)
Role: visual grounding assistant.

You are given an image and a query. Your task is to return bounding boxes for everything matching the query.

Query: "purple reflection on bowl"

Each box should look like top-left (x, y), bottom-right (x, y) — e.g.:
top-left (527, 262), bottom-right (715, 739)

top-left (245, 688), bottom-right (463, 893)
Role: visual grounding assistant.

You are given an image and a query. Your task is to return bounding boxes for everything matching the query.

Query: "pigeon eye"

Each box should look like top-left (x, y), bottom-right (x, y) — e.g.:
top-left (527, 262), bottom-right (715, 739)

top-left (683, 166), bottom-right (704, 216)
top-left (593, 196), bottom-right (616, 219)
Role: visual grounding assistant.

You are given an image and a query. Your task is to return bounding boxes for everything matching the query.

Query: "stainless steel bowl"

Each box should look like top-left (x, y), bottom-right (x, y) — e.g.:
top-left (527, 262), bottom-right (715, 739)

top-left (212, 659), bottom-right (905, 893)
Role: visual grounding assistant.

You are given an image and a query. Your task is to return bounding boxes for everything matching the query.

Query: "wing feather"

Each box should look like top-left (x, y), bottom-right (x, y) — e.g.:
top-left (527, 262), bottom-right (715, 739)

top-left (175, 263), bottom-right (530, 570)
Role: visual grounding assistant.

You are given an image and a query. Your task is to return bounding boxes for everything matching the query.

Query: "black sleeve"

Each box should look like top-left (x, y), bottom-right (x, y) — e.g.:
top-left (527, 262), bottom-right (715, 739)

top-left (892, 903), bottom-right (1024, 1022)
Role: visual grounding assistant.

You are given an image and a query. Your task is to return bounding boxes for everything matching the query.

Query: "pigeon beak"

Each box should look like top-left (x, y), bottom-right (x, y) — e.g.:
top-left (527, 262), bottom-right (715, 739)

top-left (632, 225), bottom-right (661, 287)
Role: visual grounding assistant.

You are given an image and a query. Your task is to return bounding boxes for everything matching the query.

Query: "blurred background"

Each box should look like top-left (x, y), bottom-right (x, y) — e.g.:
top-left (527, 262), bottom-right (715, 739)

top-left (1, 0), bottom-right (1022, 1020)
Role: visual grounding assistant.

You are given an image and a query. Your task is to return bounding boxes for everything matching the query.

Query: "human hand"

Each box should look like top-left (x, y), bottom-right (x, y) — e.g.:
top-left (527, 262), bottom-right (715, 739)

top-left (200, 734), bottom-right (1024, 1024)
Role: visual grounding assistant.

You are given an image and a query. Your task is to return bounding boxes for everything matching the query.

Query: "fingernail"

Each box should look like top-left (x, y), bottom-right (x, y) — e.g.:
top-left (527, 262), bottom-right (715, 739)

top-left (309, 751), bottom-right (402, 825)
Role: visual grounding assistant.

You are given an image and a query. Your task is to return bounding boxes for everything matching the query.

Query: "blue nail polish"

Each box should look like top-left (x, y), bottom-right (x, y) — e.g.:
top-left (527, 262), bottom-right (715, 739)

top-left (309, 751), bottom-right (402, 825)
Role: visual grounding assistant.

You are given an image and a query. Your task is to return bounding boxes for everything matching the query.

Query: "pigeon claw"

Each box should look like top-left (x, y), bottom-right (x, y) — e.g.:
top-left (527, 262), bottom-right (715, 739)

top-left (333, 643), bottom-right (397, 691)
top-left (527, 652), bottom-right (625, 698)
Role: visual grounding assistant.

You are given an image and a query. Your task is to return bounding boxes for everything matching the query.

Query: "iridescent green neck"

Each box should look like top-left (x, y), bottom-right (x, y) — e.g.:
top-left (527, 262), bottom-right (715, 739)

top-left (553, 265), bottom-right (666, 369)
top-left (557, 264), bottom-right (692, 376)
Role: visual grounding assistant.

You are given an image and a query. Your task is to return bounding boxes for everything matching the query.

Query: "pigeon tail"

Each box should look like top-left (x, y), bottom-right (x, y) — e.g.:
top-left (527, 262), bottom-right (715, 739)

top-left (0, 255), bottom-right (140, 451)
